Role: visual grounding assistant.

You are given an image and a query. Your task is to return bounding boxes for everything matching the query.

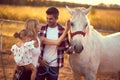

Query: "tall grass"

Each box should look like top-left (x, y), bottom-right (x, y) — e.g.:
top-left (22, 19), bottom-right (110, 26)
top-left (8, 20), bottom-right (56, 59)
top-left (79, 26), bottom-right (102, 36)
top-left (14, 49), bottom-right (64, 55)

top-left (0, 5), bottom-right (120, 31)
top-left (0, 5), bottom-right (47, 23)
top-left (89, 9), bottom-right (120, 31)
top-left (0, 5), bottom-right (70, 25)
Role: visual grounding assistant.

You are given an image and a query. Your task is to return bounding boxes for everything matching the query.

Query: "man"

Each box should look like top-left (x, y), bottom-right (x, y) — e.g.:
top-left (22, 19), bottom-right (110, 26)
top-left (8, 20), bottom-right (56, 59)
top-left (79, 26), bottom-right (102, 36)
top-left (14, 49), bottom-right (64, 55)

top-left (36, 7), bottom-right (72, 80)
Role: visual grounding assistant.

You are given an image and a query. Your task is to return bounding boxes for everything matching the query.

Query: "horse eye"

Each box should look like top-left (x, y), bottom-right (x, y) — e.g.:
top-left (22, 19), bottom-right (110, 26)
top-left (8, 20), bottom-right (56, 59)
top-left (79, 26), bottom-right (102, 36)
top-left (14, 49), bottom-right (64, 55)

top-left (71, 22), bottom-right (74, 26)
top-left (85, 23), bottom-right (88, 27)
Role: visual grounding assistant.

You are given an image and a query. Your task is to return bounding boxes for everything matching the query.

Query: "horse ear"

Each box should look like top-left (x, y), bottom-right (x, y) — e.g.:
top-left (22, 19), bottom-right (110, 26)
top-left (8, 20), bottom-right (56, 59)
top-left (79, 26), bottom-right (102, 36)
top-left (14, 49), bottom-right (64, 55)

top-left (66, 6), bottom-right (74, 15)
top-left (82, 6), bottom-right (92, 15)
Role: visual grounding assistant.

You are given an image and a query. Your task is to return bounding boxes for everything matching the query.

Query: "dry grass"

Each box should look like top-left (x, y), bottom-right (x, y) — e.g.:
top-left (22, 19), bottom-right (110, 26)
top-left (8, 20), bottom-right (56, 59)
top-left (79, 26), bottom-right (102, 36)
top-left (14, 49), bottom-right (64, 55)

top-left (0, 5), bottom-right (120, 31)
top-left (89, 9), bottom-right (120, 31)
top-left (0, 54), bottom-right (119, 80)
top-left (0, 5), bottom-right (70, 24)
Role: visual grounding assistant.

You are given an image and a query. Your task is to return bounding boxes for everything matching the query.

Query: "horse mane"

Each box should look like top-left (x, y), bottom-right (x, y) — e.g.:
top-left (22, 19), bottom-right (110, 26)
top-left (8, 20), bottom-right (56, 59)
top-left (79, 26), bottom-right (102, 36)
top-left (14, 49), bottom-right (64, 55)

top-left (87, 25), bottom-right (102, 37)
top-left (86, 16), bottom-right (102, 38)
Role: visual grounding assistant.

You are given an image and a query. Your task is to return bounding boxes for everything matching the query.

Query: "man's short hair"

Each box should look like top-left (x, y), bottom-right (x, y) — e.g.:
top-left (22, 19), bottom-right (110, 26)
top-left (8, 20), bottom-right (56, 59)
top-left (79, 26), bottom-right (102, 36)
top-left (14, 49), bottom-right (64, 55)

top-left (46, 7), bottom-right (59, 18)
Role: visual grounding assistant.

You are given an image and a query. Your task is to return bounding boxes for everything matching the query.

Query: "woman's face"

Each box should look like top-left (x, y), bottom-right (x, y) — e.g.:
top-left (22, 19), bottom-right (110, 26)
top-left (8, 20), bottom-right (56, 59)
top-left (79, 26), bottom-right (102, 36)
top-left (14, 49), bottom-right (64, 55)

top-left (36, 24), bottom-right (40, 32)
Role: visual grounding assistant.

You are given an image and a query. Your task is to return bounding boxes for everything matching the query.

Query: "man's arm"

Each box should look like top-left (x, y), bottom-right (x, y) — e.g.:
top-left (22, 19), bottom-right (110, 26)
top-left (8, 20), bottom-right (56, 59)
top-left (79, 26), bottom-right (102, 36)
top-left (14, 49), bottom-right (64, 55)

top-left (39, 20), bottom-right (70, 46)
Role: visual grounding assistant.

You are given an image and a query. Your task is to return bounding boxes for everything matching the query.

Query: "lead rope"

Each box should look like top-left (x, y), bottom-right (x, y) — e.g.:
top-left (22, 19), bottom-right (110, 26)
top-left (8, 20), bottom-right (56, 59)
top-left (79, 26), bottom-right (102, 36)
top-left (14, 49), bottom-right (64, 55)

top-left (38, 55), bottom-right (63, 76)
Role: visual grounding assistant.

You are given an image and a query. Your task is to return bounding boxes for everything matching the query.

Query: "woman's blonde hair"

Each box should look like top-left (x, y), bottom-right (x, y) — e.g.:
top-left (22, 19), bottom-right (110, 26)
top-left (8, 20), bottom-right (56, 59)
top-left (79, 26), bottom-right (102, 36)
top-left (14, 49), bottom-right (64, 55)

top-left (25, 19), bottom-right (40, 39)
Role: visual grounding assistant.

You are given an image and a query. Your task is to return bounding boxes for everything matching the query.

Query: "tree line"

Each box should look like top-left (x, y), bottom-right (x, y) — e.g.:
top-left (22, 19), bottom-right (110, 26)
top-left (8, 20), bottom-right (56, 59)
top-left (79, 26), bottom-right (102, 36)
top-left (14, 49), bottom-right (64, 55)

top-left (0, 0), bottom-right (120, 10)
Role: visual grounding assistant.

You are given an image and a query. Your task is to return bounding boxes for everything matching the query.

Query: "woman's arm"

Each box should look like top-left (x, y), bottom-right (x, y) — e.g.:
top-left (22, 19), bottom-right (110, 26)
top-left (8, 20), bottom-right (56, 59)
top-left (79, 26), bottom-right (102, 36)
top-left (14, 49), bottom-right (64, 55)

top-left (40, 20), bottom-right (71, 46)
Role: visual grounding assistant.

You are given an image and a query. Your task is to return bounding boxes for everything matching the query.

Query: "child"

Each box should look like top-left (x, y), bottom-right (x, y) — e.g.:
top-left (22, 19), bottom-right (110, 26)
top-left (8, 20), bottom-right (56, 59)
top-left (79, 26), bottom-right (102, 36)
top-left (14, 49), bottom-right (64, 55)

top-left (11, 29), bottom-right (37, 80)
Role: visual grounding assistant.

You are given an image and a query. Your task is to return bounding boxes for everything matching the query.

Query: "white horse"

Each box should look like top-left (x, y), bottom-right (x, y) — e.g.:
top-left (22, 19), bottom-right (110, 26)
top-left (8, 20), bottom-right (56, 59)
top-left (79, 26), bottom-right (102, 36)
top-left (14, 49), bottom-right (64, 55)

top-left (66, 6), bottom-right (120, 80)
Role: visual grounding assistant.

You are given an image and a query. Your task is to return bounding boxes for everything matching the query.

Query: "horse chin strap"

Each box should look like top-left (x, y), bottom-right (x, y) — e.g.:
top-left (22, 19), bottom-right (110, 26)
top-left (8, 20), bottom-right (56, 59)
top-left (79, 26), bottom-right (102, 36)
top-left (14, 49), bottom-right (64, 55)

top-left (70, 31), bottom-right (86, 38)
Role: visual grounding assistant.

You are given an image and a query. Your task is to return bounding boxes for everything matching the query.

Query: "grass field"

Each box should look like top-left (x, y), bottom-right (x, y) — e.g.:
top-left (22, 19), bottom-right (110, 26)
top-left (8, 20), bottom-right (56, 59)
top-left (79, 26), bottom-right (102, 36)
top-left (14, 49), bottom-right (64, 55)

top-left (0, 5), bottom-right (120, 31)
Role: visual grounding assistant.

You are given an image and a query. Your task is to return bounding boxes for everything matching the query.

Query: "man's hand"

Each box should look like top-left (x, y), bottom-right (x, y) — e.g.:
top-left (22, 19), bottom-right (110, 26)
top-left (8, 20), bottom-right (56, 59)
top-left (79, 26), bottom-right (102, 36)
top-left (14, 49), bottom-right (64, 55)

top-left (38, 58), bottom-right (48, 67)
top-left (65, 20), bottom-right (71, 32)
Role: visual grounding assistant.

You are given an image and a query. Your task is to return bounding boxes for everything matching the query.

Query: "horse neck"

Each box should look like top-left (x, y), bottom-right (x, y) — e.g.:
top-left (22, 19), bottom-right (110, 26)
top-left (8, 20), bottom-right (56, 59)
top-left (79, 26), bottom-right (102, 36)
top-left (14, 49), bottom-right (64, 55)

top-left (84, 25), bottom-right (102, 47)
top-left (78, 26), bottom-right (102, 58)
top-left (86, 25), bottom-right (102, 38)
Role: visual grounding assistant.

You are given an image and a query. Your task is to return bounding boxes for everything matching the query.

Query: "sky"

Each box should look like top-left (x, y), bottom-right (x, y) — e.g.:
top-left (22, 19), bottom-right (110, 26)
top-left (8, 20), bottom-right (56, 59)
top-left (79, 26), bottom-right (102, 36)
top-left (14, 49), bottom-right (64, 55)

top-left (53, 0), bottom-right (120, 5)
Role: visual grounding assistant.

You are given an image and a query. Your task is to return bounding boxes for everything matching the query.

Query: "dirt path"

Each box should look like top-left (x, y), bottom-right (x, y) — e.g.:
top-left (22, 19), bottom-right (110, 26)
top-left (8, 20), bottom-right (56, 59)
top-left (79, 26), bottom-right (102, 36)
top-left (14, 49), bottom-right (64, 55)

top-left (0, 54), bottom-right (119, 80)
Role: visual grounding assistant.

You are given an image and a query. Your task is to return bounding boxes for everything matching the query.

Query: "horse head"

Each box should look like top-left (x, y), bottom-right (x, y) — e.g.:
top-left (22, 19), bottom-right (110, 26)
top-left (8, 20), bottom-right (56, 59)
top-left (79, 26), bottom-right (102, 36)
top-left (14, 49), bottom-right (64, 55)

top-left (66, 6), bottom-right (92, 54)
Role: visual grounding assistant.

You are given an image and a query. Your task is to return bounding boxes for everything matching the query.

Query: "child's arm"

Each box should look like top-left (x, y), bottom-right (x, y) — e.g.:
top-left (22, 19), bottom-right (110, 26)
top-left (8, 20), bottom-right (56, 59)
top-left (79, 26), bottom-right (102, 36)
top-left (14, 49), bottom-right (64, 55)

top-left (40, 20), bottom-right (71, 46)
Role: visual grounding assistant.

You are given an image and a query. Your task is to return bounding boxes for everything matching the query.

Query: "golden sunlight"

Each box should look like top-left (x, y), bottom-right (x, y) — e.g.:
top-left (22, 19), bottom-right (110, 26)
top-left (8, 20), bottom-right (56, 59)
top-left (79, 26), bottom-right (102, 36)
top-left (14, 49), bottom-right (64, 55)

top-left (53, 0), bottom-right (120, 5)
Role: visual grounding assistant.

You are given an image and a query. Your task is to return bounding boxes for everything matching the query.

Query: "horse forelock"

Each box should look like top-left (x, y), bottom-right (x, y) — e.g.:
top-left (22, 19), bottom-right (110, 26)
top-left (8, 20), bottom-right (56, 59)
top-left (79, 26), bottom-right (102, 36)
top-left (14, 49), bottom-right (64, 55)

top-left (75, 7), bottom-right (86, 11)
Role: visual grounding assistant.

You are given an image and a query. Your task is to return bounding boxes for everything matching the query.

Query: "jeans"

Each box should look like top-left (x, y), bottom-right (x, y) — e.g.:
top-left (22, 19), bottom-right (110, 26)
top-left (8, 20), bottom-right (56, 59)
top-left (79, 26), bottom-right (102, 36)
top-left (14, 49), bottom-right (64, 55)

top-left (36, 66), bottom-right (59, 80)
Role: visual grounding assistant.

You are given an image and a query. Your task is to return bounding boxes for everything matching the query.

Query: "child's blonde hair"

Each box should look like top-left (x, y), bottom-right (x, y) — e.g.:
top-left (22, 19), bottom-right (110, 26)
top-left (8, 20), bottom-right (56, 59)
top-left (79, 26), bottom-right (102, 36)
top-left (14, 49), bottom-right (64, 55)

top-left (25, 19), bottom-right (40, 39)
top-left (14, 29), bottom-right (33, 40)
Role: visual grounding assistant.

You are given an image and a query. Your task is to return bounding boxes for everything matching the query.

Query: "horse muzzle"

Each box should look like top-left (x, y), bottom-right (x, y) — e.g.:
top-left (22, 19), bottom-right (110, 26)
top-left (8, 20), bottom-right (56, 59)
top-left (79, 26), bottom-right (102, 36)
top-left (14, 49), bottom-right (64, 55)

top-left (73, 45), bottom-right (84, 54)
top-left (70, 37), bottom-right (84, 54)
